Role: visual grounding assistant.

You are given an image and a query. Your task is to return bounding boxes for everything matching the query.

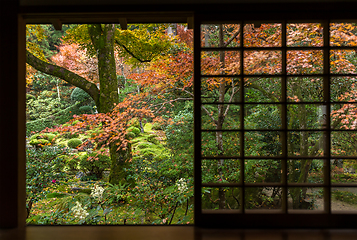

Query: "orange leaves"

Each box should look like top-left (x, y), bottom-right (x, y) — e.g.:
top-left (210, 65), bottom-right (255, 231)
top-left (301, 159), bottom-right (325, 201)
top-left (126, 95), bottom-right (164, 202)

top-left (51, 43), bottom-right (99, 83)
top-left (287, 23), bottom-right (323, 47)
top-left (244, 23), bottom-right (282, 47)
top-left (244, 50), bottom-right (281, 75)
top-left (287, 50), bottom-right (323, 75)
top-left (330, 23), bottom-right (357, 47)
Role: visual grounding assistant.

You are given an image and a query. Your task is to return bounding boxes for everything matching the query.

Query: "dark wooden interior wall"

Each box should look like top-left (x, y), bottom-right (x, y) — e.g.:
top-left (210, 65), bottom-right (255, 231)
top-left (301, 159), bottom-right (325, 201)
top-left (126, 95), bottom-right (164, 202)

top-left (0, 0), bottom-right (24, 228)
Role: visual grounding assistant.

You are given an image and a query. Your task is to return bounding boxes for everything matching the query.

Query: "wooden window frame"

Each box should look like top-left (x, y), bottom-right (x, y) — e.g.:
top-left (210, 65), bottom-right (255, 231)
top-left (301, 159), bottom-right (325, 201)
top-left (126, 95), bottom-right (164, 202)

top-left (3, 2), bottom-right (357, 228)
top-left (194, 15), bottom-right (357, 228)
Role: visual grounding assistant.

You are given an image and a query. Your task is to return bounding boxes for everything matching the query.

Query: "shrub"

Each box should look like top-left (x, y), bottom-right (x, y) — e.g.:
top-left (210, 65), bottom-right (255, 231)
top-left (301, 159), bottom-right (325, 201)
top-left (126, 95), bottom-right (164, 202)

top-left (126, 132), bottom-right (136, 139)
top-left (152, 122), bottom-right (162, 130)
top-left (30, 133), bottom-right (56, 142)
top-left (79, 105), bottom-right (93, 114)
top-left (147, 134), bottom-right (159, 144)
top-left (29, 138), bottom-right (50, 148)
top-left (67, 152), bottom-right (86, 171)
top-left (26, 146), bottom-right (69, 217)
top-left (333, 190), bottom-right (357, 205)
top-left (71, 87), bottom-right (91, 103)
top-left (137, 142), bottom-right (152, 149)
top-left (128, 118), bottom-right (140, 128)
top-left (127, 126), bottom-right (140, 137)
top-left (61, 132), bottom-right (79, 139)
top-left (29, 133), bottom-right (57, 148)
top-left (67, 138), bottom-right (83, 148)
top-left (79, 151), bottom-right (111, 179)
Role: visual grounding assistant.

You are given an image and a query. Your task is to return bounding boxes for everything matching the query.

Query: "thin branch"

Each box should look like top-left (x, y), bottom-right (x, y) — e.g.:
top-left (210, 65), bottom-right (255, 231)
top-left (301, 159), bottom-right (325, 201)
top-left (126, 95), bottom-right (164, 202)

top-left (201, 105), bottom-right (217, 124)
top-left (223, 78), bottom-right (238, 118)
top-left (115, 40), bottom-right (151, 63)
top-left (151, 98), bottom-right (193, 114)
top-left (224, 29), bottom-right (241, 47)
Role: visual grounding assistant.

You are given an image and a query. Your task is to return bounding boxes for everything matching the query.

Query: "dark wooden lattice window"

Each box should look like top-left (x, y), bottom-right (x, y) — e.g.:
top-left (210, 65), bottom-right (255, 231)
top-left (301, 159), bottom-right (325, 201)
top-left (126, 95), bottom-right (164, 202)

top-left (193, 19), bottom-right (357, 228)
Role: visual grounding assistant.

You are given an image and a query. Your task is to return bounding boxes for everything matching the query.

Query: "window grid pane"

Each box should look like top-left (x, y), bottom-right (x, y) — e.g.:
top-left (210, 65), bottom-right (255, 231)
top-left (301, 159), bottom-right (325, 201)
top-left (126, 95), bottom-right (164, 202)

top-left (198, 21), bottom-right (357, 215)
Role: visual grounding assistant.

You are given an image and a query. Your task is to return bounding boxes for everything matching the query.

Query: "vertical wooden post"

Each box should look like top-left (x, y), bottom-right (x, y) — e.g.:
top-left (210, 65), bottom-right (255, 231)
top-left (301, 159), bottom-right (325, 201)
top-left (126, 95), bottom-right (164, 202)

top-left (0, 0), bottom-right (26, 228)
top-left (193, 14), bottom-right (202, 226)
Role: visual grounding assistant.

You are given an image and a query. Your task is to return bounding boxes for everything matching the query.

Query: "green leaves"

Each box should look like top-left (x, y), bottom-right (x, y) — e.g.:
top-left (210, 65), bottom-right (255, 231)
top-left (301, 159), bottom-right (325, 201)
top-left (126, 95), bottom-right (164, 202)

top-left (115, 24), bottom-right (173, 66)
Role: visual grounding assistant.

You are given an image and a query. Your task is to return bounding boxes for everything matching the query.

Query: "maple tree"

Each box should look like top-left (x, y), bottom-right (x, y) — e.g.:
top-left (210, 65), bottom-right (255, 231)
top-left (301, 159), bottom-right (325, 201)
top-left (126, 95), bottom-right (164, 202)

top-left (26, 24), bottom-right (173, 184)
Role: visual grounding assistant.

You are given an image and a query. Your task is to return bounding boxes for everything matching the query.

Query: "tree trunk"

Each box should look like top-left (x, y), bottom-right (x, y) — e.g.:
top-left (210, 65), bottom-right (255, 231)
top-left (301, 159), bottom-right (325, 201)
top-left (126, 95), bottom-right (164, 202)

top-left (288, 82), bottom-right (312, 209)
top-left (27, 24), bottom-right (133, 186)
top-left (88, 24), bottom-right (132, 185)
top-left (217, 24), bottom-right (226, 209)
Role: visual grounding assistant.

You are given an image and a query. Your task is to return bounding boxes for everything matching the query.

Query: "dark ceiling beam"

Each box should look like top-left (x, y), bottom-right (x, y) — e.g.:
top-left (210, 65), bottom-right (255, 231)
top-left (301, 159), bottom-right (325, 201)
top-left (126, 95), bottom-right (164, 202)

top-left (50, 18), bottom-right (62, 30)
top-left (119, 18), bottom-right (127, 30)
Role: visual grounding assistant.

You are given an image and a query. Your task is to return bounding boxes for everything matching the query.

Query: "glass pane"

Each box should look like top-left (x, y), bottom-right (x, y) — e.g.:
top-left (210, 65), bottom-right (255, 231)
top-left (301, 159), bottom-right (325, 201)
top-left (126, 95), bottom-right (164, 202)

top-left (202, 187), bottom-right (241, 210)
top-left (202, 131), bottom-right (240, 157)
top-left (331, 50), bottom-right (357, 74)
top-left (202, 159), bottom-right (241, 184)
top-left (287, 104), bottom-right (324, 129)
top-left (331, 131), bottom-right (357, 156)
top-left (331, 159), bottom-right (357, 183)
top-left (287, 23), bottom-right (323, 47)
top-left (244, 77), bottom-right (281, 102)
top-left (201, 77), bottom-right (241, 103)
top-left (287, 77), bottom-right (323, 102)
top-left (288, 131), bottom-right (324, 157)
top-left (288, 187), bottom-right (323, 210)
top-left (201, 24), bottom-right (241, 48)
top-left (244, 104), bottom-right (281, 129)
top-left (202, 104), bottom-right (240, 130)
top-left (243, 23), bottom-right (282, 47)
top-left (330, 23), bottom-right (357, 47)
top-left (331, 103), bottom-right (357, 130)
top-left (332, 188), bottom-right (357, 212)
top-left (245, 187), bottom-right (282, 210)
top-left (245, 159), bottom-right (281, 183)
top-left (245, 131), bottom-right (282, 157)
top-left (331, 77), bottom-right (357, 102)
top-left (201, 51), bottom-right (240, 75)
top-left (243, 50), bottom-right (282, 75)
top-left (287, 50), bottom-right (323, 74)
top-left (288, 159), bottom-right (324, 184)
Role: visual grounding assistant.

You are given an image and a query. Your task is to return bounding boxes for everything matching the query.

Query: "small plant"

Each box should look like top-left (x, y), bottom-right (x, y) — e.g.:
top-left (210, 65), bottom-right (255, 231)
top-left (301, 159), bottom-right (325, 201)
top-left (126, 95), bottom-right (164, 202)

top-left (29, 133), bottom-right (57, 147)
top-left (79, 151), bottom-right (111, 179)
top-left (67, 138), bottom-right (82, 148)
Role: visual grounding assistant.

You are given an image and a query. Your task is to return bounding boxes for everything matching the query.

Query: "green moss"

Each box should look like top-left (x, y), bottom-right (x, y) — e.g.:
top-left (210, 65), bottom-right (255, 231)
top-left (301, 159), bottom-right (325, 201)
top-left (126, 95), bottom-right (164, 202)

top-left (143, 123), bottom-right (152, 132)
top-left (152, 122), bottom-right (162, 130)
top-left (147, 134), bottom-right (159, 144)
top-left (29, 138), bottom-right (50, 147)
top-left (127, 126), bottom-right (141, 137)
top-left (67, 138), bottom-right (82, 148)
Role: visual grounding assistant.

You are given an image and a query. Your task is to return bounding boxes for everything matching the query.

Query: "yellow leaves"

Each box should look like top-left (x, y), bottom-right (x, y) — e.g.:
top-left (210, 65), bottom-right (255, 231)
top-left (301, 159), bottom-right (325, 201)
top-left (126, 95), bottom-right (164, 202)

top-left (115, 24), bottom-right (174, 66)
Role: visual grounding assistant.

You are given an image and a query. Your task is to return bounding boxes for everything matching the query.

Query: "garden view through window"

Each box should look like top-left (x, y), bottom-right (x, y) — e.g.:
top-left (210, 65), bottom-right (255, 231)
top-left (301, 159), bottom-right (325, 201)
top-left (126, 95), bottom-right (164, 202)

top-left (25, 21), bottom-right (357, 225)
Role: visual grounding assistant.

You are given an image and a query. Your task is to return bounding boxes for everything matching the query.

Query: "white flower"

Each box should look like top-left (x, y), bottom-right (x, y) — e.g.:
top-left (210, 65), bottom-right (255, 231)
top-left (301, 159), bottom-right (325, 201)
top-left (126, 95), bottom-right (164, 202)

top-left (176, 178), bottom-right (188, 193)
top-left (72, 201), bottom-right (89, 220)
top-left (91, 184), bottom-right (105, 200)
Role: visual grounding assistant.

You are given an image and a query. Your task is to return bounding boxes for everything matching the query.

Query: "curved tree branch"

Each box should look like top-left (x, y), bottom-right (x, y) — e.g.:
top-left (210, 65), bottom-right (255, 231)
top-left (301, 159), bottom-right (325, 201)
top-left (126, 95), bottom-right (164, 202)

top-left (26, 50), bottom-right (100, 106)
top-left (115, 40), bottom-right (151, 63)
